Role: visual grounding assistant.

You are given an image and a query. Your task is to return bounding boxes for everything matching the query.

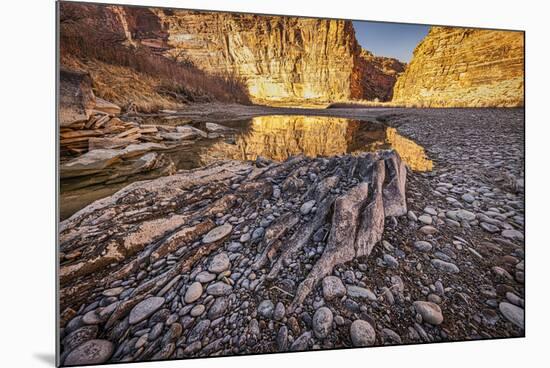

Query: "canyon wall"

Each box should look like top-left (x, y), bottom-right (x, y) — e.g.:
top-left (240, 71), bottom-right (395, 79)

top-left (153, 10), bottom-right (367, 105)
top-left (60, 4), bottom-right (524, 108)
top-left (392, 27), bottom-right (524, 107)
top-left (59, 3), bottom-right (166, 47)
top-left (356, 49), bottom-right (405, 101)
top-left (60, 3), bottom-right (403, 106)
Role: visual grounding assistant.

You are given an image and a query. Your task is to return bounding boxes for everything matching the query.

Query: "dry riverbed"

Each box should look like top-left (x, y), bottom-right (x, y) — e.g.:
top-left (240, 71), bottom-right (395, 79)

top-left (58, 107), bottom-right (524, 365)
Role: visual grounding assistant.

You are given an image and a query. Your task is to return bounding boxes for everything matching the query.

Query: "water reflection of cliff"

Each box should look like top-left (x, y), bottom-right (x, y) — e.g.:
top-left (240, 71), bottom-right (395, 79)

top-left (239, 116), bottom-right (359, 160)
top-left (200, 115), bottom-right (433, 171)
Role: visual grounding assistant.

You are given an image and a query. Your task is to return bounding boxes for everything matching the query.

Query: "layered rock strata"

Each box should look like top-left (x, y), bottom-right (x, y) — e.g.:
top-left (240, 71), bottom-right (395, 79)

top-left (59, 69), bottom-right (96, 127)
top-left (153, 10), bottom-right (367, 104)
top-left (59, 150), bottom-right (406, 363)
top-left (392, 27), bottom-right (524, 107)
top-left (60, 150), bottom-right (405, 307)
top-left (59, 2), bottom-right (403, 105)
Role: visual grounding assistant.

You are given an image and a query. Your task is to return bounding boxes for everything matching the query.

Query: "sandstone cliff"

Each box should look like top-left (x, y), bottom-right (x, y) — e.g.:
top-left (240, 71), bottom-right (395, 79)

top-left (60, 4), bottom-right (525, 108)
top-left (153, 10), bottom-right (368, 105)
top-left (392, 27), bottom-right (524, 107)
top-left (60, 3), bottom-right (403, 106)
top-left (59, 3), bottom-right (251, 111)
top-left (153, 10), bottom-right (405, 104)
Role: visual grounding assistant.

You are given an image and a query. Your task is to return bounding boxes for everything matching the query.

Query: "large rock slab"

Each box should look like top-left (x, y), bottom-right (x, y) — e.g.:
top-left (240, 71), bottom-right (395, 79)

top-left (59, 68), bottom-right (96, 127)
top-left (60, 143), bottom-right (167, 178)
top-left (59, 151), bottom-right (407, 325)
top-left (59, 161), bottom-right (250, 309)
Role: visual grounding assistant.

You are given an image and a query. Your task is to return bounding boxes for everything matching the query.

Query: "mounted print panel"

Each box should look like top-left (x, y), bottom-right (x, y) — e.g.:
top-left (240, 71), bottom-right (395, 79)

top-left (57, 1), bottom-right (525, 366)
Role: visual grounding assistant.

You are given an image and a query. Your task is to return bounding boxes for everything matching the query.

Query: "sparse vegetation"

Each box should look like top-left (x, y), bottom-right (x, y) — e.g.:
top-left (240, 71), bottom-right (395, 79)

top-left (60, 54), bottom-right (181, 113)
top-left (59, 13), bottom-right (250, 112)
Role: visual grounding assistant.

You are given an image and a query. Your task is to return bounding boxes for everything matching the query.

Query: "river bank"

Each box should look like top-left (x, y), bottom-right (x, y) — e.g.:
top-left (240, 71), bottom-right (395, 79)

top-left (58, 107), bottom-right (524, 365)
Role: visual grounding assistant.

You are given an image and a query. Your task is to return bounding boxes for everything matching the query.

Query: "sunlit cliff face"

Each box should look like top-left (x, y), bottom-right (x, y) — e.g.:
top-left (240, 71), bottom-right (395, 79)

top-left (393, 27), bottom-right (524, 107)
top-left (152, 11), bottom-right (359, 105)
top-left (200, 116), bottom-right (433, 171)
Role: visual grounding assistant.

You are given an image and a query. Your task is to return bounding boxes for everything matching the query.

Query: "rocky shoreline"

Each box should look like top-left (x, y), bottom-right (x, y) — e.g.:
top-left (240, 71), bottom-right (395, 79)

top-left (58, 108), bottom-right (524, 366)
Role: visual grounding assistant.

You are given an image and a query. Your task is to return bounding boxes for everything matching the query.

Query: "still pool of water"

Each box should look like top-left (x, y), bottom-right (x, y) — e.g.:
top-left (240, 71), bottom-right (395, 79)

top-left (60, 115), bottom-right (432, 220)
top-left (189, 115), bottom-right (433, 171)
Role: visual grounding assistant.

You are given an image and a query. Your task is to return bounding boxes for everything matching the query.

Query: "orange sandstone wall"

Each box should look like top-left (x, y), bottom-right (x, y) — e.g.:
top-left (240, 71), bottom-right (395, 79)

top-left (393, 27), bottom-right (524, 107)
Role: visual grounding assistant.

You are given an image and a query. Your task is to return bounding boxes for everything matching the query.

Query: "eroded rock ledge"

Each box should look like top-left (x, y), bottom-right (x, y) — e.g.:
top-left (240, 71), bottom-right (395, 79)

top-left (59, 150), bottom-right (406, 364)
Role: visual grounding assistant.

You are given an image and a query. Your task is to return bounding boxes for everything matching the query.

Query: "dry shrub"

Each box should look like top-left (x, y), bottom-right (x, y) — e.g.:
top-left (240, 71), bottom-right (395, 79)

top-left (61, 54), bottom-right (181, 113)
top-left (59, 9), bottom-right (250, 112)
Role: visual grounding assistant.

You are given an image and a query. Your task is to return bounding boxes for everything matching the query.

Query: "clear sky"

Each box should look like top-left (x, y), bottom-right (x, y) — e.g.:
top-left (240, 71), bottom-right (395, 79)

top-left (352, 21), bottom-right (430, 63)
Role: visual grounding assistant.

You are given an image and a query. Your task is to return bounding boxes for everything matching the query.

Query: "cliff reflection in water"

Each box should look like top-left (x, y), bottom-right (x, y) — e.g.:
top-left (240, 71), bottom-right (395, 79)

top-left (203, 115), bottom-right (433, 171)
